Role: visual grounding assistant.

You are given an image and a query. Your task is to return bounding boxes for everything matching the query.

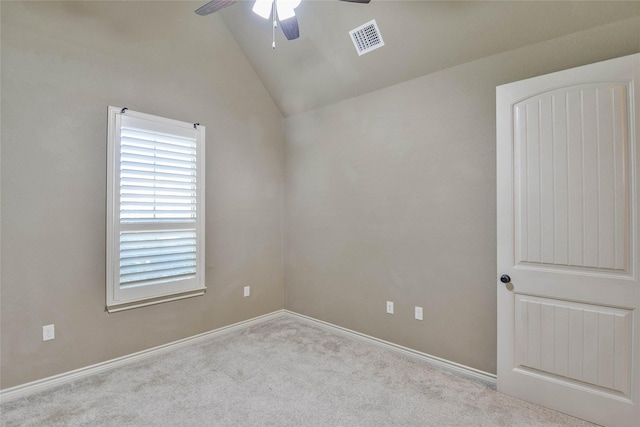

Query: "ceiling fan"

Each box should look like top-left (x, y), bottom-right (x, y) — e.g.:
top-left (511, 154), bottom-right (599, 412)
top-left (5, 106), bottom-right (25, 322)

top-left (195, 0), bottom-right (371, 43)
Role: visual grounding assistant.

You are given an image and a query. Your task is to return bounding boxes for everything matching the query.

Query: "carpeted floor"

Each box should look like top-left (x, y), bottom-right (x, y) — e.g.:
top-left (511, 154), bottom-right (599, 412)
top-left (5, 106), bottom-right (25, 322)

top-left (1, 316), bottom-right (595, 426)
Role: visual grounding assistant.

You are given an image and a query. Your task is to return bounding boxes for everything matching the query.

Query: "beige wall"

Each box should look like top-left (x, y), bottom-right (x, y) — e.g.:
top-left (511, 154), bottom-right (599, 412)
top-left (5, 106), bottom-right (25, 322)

top-left (0, 1), bottom-right (285, 388)
top-left (284, 17), bottom-right (640, 375)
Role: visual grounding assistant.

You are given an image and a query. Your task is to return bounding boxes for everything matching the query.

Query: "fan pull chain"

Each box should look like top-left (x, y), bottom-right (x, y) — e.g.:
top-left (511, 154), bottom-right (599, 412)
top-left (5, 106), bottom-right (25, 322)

top-left (272, 0), bottom-right (277, 49)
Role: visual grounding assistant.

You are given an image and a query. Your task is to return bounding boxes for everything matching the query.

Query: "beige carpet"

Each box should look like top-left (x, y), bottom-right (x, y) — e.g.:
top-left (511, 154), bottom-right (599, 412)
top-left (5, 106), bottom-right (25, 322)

top-left (1, 316), bottom-right (594, 426)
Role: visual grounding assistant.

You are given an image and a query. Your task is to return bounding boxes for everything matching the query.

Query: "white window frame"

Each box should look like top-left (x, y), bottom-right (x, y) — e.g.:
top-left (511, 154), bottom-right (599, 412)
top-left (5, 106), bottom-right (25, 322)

top-left (106, 106), bottom-right (205, 312)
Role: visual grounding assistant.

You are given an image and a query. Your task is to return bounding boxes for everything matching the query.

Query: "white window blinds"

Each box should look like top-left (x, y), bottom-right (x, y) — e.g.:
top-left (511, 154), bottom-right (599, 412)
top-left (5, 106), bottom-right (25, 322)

top-left (107, 107), bottom-right (205, 312)
top-left (119, 127), bottom-right (197, 223)
top-left (119, 228), bottom-right (197, 289)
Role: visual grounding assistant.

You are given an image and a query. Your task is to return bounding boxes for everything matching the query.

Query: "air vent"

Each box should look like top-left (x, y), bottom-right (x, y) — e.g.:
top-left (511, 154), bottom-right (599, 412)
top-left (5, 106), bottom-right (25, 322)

top-left (349, 19), bottom-right (384, 56)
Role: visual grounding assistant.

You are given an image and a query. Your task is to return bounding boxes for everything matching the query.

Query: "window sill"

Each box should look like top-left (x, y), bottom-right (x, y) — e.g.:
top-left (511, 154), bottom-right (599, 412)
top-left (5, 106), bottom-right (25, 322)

top-left (106, 288), bottom-right (206, 313)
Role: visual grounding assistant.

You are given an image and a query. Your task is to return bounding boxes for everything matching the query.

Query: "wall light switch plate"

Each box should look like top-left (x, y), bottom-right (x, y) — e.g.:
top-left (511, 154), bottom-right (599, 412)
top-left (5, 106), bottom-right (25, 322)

top-left (243, 286), bottom-right (250, 297)
top-left (415, 306), bottom-right (423, 321)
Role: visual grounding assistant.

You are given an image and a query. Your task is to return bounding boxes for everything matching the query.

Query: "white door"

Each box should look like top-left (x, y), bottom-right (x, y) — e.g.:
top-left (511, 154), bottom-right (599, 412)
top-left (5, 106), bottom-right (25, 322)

top-left (497, 53), bottom-right (640, 427)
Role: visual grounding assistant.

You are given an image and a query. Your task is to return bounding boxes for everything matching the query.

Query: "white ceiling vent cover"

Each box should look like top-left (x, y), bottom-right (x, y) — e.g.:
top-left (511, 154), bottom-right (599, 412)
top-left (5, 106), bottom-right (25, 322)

top-left (349, 19), bottom-right (384, 56)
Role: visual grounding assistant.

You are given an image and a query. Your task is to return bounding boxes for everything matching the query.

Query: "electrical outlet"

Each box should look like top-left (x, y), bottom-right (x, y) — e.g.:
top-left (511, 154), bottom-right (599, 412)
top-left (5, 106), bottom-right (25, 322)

top-left (415, 306), bottom-right (423, 321)
top-left (386, 301), bottom-right (394, 314)
top-left (243, 286), bottom-right (250, 297)
top-left (43, 324), bottom-right (55, 341)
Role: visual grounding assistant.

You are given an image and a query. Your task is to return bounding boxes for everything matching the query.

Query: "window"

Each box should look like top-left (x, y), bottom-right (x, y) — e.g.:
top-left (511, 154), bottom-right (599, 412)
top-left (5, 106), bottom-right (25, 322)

top-left (106, 106), bottom-right (205, 312)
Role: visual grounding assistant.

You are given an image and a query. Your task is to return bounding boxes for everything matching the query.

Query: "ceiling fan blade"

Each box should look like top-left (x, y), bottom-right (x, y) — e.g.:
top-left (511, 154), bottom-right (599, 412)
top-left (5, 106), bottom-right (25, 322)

top-left (279, 15), bottom-right (300, 40)
top-left (195, 0), bottom-right (240, 16)
top-left (339, 0), bottom-right (371, 3)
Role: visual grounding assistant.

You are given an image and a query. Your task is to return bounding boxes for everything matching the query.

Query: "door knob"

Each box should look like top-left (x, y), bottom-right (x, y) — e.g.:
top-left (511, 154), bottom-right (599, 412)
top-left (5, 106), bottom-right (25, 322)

top-left (500, 274), bottom-right (511, 284)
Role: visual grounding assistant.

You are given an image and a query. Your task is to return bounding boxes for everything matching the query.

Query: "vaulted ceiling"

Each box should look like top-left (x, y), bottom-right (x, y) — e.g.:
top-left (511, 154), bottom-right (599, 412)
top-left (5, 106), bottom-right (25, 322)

top-left (207, 1), bottom-right (640, 117)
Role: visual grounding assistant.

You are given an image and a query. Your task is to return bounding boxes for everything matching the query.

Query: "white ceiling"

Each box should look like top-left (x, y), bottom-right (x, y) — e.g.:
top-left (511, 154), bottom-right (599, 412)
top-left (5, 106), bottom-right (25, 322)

top-left (212, 1), bottom-right (640, 117)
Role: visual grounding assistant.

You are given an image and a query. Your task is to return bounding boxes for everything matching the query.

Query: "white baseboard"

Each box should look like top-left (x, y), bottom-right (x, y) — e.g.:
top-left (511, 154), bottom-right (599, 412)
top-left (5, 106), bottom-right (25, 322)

top-left (1, 308), bottom-right (496, 404)
top-left (284, 310), bottom-right (497, 388)
top-left (0, 310), bottom-right (286, 404)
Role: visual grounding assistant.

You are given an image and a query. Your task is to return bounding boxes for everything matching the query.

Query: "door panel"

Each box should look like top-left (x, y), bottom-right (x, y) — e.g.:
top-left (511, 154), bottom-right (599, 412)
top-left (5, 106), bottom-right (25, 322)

top-left (514, 84), bottom-right (630, 273)
top-left (497, 53), bottom-right (639, 427)
top-left (514, 295), bottom-right (632, 397)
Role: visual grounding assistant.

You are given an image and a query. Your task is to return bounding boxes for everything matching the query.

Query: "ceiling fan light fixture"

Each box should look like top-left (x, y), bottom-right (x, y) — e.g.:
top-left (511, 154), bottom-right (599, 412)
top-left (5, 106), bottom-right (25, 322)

top-left (276, 0), bottom-right (301, 20)
top-left (196, 0), bottom-right (370, 47)
top-left (252, 0), bottom-right (273, 19)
